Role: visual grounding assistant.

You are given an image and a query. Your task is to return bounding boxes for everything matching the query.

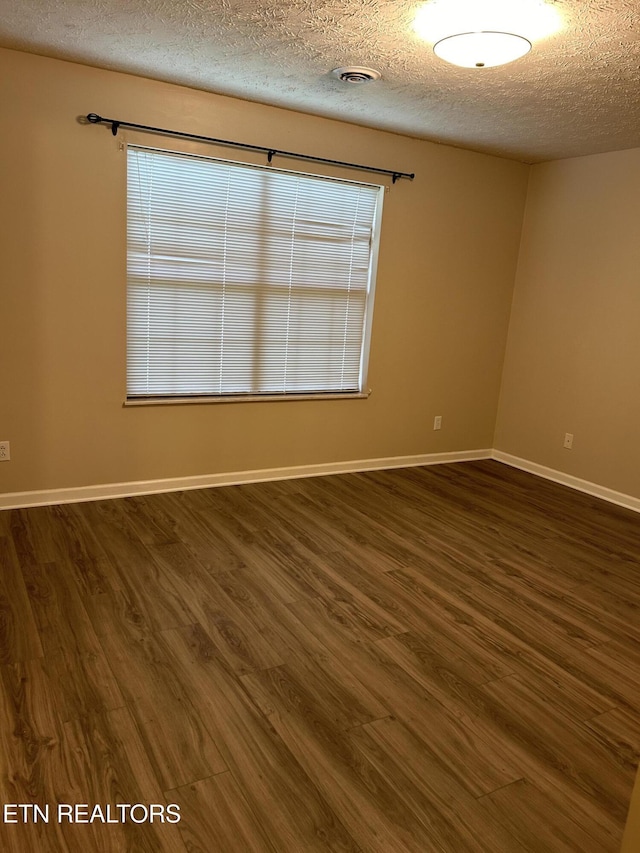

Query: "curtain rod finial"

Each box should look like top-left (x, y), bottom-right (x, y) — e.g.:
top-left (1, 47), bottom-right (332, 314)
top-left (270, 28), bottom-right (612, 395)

top-left (87, 113), bottom-right (102, 124)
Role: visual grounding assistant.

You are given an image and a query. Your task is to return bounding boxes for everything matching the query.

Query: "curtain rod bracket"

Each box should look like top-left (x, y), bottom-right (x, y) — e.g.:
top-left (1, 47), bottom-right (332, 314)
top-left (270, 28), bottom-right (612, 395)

top-left (83, 113), bottom-right (415, 182)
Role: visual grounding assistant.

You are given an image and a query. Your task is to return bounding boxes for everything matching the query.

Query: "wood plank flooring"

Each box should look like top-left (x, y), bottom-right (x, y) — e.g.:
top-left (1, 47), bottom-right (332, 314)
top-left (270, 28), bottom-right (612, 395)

top-left (1, 460), bottom-right (639, 852)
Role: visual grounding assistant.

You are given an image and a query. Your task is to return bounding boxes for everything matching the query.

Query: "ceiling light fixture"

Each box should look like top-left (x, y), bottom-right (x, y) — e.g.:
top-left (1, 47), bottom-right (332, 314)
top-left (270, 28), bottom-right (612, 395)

top-left (433, 31), bottom-right (531, 68)
top-left (414, 0), bottom-right (561, 68)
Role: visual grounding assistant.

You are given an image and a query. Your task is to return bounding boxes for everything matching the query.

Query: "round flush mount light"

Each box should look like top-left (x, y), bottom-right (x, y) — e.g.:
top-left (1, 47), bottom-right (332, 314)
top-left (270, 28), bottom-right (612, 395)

top-left (413, 1), bottom-right (562, 69)
top-left (331, 66), bottom-right (382, 83)
top-left (433, 31), bottom-right (532, 67)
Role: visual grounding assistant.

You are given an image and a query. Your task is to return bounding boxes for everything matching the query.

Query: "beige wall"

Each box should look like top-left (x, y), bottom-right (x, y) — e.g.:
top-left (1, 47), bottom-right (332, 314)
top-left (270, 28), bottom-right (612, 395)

top-left (0, 47), bottom-right (528, 496)
top-left (495, 149), bottom-right (640, 500)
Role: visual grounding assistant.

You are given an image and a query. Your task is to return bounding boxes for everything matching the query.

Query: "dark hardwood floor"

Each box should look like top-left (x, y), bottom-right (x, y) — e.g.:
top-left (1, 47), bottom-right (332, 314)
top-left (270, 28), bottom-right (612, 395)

top-left (1, 460), bottom-right (639, 852)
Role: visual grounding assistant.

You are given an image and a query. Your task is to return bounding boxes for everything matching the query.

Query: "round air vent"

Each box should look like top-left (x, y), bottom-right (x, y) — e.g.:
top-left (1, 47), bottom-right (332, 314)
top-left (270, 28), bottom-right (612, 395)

top-left (331, 66), bottom-right (381, 83)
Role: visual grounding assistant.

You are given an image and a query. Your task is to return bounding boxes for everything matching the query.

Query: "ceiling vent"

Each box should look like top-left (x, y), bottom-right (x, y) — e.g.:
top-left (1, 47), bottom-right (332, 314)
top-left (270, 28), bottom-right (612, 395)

top-left (331, 66), bottom-right (381, 84)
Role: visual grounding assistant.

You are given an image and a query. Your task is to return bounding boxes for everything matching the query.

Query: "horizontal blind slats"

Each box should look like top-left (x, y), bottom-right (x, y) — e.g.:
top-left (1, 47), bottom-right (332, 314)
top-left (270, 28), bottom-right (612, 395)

top-left (126, 146), bottom-right (380, 397)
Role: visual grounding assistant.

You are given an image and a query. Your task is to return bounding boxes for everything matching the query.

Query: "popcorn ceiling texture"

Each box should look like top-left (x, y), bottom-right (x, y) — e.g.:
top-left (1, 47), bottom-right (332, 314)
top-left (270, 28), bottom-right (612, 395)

top-left (1, 0), bottom-right (639, 162)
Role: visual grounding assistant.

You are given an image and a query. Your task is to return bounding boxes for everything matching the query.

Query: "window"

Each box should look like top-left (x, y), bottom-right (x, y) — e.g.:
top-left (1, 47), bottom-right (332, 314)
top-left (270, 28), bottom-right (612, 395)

top-left (126, 146), bottom-right (384, 401)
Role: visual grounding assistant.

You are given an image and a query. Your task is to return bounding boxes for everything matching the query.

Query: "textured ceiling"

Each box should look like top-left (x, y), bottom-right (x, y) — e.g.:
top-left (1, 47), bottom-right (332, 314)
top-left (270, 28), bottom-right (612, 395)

top-left (1, 0), bottom-right (640, 162)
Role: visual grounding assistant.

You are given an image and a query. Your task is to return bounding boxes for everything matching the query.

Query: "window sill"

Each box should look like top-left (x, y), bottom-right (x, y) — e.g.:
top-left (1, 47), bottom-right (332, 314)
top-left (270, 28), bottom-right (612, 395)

top-left (124, 391), bottom-right (371, 407)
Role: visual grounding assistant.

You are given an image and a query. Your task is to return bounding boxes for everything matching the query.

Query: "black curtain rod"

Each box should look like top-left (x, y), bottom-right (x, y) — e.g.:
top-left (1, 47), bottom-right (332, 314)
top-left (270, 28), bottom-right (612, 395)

top-left (85, 113), bottom-right (414, 183)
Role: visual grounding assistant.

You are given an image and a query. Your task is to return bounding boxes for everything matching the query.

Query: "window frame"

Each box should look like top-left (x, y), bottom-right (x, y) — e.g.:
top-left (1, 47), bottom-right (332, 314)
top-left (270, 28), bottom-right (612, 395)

top-left (123, 143), bottom-right (385, 406)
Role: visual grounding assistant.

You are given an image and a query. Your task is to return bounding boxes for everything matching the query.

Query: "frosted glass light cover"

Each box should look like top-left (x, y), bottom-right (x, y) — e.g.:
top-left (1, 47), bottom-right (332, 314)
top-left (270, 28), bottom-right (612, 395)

top-left (433, 31), bottom-right (532, 68)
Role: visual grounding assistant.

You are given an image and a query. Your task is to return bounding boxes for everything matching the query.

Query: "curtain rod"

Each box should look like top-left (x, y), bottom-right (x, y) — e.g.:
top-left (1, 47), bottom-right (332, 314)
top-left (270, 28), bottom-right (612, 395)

top-left (85, 113), bottom-right (415, 183)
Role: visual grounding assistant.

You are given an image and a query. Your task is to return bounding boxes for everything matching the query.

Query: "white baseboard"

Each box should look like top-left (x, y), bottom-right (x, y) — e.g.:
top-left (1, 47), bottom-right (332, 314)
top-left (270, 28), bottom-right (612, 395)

top-left (492, 450), bottom-right (640, 514)
top-left (0, 448), bottom-right (492, 510)
top-left (4, 448), bottom-right (637, 514)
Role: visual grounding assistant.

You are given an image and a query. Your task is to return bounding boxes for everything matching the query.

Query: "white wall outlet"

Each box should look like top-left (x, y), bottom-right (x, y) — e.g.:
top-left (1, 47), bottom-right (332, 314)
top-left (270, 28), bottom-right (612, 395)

top-left (433, 415), bottom-right (442, 430)
top-left (563, 433), bottom-right (573, 449)
top-left (0, 441), bottom-right (10, 461)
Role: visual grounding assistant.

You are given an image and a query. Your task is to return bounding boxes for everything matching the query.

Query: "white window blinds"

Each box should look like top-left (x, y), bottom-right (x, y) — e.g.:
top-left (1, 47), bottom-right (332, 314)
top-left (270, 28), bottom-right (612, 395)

top-left (126, 146), bottom-right (383, 399)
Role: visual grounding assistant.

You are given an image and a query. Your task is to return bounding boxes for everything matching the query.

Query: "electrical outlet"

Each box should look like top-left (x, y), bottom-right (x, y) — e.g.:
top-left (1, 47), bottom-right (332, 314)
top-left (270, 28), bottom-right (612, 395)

top-left (563, 433), bottom-right (573, 449)
top-left (433, 415), bottom-right (442, 430)
top-left (0, 441), bottom-right (10, 461)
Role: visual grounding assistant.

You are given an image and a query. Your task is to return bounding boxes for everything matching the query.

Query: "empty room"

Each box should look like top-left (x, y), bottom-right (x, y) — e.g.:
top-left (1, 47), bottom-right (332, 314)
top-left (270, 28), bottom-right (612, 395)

top-left (1, 0), bottom-right (639, 850)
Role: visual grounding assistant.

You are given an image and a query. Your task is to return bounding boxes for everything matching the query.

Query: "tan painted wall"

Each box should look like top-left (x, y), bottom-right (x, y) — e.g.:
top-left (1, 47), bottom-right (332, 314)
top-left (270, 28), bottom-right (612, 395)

top-left (495, 149), bottom-right (640, 500)
top-left (0, 47), bottom-right (528, 495)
